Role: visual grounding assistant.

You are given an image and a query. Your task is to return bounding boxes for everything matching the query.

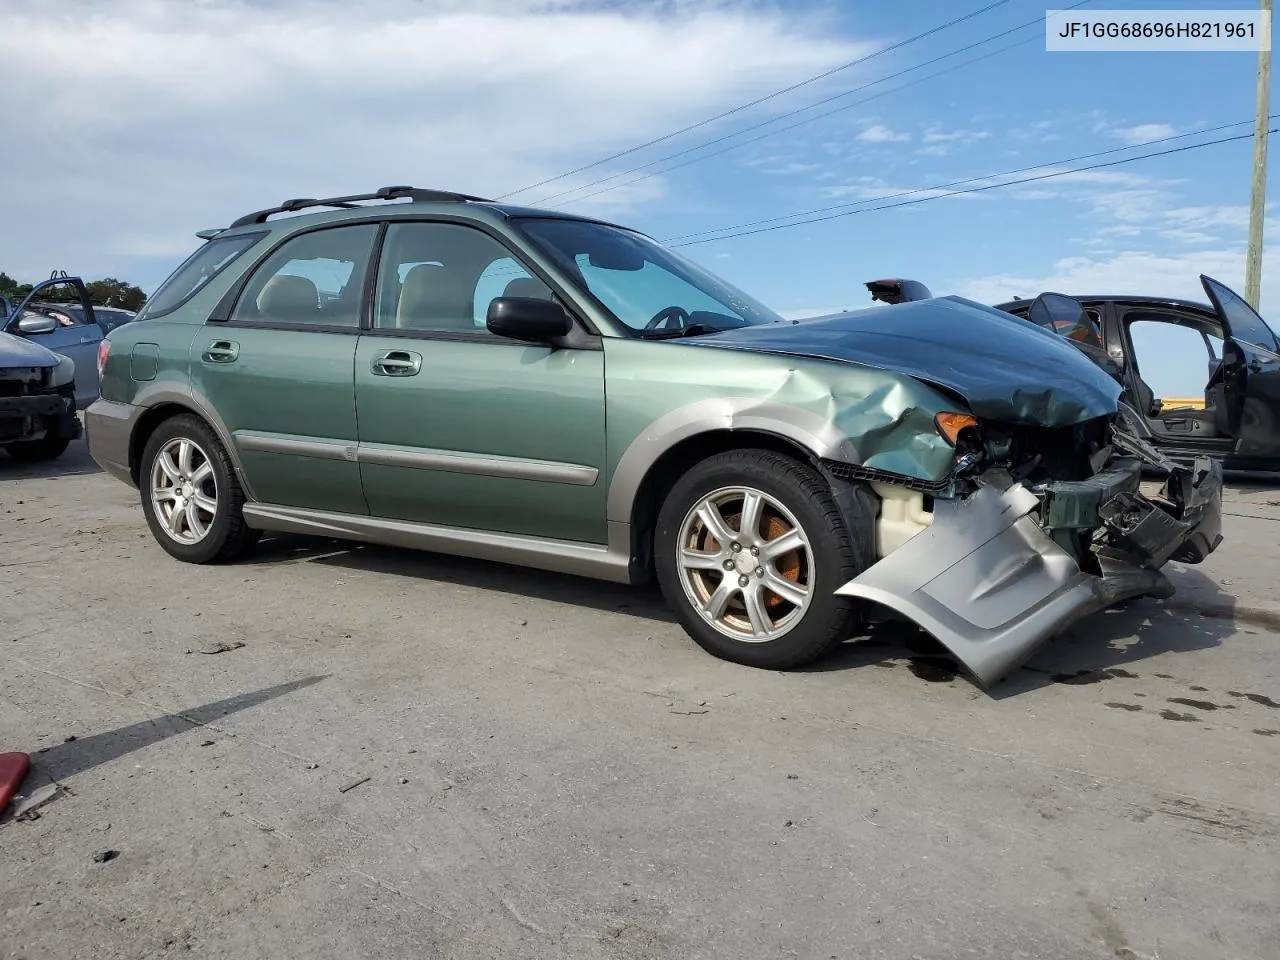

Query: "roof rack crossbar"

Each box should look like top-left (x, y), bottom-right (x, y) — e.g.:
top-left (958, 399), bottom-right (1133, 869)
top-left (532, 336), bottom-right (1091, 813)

top-left (229, 185), bottom-right (492, 228)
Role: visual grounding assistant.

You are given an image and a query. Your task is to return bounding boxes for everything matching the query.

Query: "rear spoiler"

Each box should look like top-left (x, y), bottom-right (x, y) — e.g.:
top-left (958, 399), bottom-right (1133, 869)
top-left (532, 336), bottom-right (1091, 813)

top-left (865, 278), bottom-right (933, 305)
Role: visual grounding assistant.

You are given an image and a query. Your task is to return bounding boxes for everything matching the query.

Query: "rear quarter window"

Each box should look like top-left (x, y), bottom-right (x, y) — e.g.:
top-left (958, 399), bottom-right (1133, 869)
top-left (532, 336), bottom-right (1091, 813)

top-left (142, 232), bottom-right (266, 319)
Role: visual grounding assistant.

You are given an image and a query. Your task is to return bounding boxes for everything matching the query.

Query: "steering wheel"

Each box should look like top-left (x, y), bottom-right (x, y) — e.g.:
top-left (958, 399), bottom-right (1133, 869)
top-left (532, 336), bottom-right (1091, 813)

top-left (644, 305), bottom-right (690, 331)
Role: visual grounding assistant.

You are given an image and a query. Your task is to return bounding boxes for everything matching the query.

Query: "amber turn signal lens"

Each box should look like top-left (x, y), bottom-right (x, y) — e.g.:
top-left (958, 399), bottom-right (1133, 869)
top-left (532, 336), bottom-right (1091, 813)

top-left (934, 412), bottom-right (979, 446)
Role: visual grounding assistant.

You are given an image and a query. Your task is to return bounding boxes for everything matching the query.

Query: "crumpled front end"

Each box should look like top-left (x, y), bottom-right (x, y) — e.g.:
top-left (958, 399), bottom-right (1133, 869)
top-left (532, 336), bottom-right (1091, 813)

top-left (831, 417), bottom-right (1223, 688)
top-left (0, 365), bottom-right (81, 446)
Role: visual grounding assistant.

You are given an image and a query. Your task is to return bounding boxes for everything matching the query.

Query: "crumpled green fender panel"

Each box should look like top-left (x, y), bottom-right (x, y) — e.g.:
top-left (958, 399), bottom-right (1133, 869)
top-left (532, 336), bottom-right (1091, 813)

top-left (604, 340), bottom-right (961, 523)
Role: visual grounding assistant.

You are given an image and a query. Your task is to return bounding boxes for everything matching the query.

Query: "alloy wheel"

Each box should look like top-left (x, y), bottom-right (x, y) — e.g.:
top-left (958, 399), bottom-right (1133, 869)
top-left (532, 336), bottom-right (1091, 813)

top-left (675, 485), bottom-right (815, 642)
top-left (150, 437), bottom-right (218, 545)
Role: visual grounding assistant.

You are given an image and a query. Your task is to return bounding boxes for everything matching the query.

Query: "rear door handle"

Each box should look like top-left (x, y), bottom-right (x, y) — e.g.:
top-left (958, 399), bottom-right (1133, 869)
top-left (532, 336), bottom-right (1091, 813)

top-left (371, 349), bottom-right (422, 377)
top-left (203, 340), bottom-right (239, 363)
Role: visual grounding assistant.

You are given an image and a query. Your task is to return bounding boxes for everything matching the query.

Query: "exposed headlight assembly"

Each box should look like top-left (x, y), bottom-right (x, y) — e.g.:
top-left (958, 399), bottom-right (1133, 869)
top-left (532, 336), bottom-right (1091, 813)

top-left (48, 355), bottom-right (76, 388)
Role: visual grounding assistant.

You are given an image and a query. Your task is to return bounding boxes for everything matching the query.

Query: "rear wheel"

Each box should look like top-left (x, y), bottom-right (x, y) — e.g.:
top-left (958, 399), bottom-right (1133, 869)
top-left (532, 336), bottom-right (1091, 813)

top-left (139, 415), bottom-right (259, 564)
top-left (654, 449), bottom-right (872, 670)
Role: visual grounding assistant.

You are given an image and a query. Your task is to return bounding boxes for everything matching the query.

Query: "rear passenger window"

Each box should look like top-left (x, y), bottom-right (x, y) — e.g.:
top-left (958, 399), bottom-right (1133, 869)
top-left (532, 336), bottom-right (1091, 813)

top-left (145, 232), bottom-right (265, 318)
top-left (373, 223), bottom-right (552, 333)
top-left (231, 225), bottom-right (378, 327)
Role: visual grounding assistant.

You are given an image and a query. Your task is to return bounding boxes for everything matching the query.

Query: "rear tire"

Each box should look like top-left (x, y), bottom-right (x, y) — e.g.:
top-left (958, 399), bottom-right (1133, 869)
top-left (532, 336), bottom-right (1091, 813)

top-left (139, 414), bottom-right (259, 564)
top-left (4, 435), bottom-right (70, 462)
top-left (654, 449), bottom-right (873, 670)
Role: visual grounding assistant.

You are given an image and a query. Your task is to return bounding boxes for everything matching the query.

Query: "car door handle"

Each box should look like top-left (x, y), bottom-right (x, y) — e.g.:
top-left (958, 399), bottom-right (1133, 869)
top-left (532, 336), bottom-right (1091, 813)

top-left (203, 340), bottom-right (239, 363)
top-left (371, 349), bottom-right (422, 377)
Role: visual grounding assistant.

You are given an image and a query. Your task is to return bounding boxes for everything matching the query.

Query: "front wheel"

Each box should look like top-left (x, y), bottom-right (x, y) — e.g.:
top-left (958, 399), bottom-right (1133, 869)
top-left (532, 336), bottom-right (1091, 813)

top-left (654, 449), bottom-right (872, 670)
top-left (139, 414), bottom-right (259, 564)
top-left (4, 435), bottom-right (70, 462)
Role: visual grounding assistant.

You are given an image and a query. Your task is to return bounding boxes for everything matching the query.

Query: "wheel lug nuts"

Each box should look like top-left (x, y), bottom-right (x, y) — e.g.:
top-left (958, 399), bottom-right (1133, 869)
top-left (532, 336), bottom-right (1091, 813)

top-left (738, 575), bottom-right (750, 587)
top-left (756, 568), bottom-right (765, 577)
top-left (750, 546), bottom-right (759, 556)
top-left (723, 560), bottom-right (735, 570)
top-left (731, 542), bottom-right (741, 552)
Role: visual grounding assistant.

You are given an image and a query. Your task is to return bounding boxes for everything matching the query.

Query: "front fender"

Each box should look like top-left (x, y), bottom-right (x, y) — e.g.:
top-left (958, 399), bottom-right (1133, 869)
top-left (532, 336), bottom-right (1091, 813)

top-left (606, 397), bottom-right (861, 522)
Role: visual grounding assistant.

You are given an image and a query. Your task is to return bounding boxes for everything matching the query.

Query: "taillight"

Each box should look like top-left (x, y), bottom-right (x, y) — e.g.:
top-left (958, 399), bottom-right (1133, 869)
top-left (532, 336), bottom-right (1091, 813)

top-left (97, 339), bottom-right (111, 380)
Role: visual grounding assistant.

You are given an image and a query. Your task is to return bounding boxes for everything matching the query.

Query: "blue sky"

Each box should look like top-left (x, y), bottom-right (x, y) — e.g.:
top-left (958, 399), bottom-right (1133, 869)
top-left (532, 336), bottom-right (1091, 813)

top-left (1, 0), bottom-right (1272, 395)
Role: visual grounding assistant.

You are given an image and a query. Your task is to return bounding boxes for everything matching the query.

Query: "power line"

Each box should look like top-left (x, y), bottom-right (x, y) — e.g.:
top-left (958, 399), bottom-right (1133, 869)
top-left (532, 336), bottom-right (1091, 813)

top-left (532, 0), bottom-right (1094, 209)
top-left (665, 130), bottom-right (1269, 247)
top-left (665, 116), bottom-right (1277, 243)
top-left (495, 0), bottom-right (1012, 200)
top-left (537, 33), bottom-right (1039, 209)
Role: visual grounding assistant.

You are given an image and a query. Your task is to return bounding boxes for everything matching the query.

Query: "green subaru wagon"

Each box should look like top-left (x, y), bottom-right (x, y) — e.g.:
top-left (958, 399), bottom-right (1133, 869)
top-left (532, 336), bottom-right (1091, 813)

top-left (87, 186), bottom-right (1223, 688)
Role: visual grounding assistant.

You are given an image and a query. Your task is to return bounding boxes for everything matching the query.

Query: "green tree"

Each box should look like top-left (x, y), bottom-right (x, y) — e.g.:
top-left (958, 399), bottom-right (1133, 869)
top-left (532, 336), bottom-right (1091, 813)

top-left (87, 278), bottom-right (147, 312)
top-left (0, 272), bottom-right (32, 303)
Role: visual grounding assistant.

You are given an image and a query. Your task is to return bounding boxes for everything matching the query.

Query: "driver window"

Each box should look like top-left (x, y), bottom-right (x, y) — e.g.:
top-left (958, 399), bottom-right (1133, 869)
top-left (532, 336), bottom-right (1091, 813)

top-left (1127, 315), bottom-right (1220, 399)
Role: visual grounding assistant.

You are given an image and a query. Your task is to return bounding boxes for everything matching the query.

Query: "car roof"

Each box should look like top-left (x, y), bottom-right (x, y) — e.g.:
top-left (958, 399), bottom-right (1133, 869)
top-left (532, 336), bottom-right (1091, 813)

top-left (996, 294), bottom-right (1215, 314)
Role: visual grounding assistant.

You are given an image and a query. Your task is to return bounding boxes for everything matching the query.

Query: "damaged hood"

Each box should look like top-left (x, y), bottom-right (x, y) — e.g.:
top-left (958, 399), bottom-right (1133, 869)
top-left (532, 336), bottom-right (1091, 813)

top-left (688, 296), bottom-right (1122, 427)
top-left (0, 330), bottom-right (59, 367)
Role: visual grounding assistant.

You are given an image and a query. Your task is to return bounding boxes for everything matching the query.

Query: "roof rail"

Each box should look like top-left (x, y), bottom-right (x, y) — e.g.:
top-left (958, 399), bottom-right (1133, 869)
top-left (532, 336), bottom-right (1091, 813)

top-left (228, 185), bottom-right (492, 228)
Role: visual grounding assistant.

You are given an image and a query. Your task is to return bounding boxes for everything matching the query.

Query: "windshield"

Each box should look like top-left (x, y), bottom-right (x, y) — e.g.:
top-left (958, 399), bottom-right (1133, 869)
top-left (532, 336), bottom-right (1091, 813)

top-left (515, 218), bottom-right (786, 333)
top-left (1202, 275), bottom-right (1279, 353)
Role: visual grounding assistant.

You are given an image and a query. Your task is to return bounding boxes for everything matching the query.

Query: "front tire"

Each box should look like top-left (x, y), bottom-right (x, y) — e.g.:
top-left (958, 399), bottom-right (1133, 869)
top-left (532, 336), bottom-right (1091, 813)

top-left (654, 449), bottom-right (872, 670)
top-left (139, 414), bottom-right (259, 564)
top-left (4, 435), bottom-right (70, 462)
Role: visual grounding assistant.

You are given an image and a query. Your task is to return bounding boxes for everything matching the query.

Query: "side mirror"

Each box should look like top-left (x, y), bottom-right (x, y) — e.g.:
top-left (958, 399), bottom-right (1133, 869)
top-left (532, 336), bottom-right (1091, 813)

top-left (1027, 292), bottom-right (1086, 331)
top-left (16, 314), bottom-right (58, 335)
top-left (1026, 292), bottom-right (1102, 346)
top-left (486, 297), bottom-right (572, 343)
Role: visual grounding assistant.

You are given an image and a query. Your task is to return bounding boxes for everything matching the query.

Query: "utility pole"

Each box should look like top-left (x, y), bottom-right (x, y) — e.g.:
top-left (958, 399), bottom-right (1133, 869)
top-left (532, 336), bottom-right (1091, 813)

top-left (1245, 0), bottom-right (1272, 309)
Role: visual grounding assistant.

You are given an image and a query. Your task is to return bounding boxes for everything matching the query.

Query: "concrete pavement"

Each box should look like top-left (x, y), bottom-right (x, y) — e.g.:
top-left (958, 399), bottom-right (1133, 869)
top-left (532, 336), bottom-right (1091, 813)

top-left (2, 442), bottom-right (1278, 960)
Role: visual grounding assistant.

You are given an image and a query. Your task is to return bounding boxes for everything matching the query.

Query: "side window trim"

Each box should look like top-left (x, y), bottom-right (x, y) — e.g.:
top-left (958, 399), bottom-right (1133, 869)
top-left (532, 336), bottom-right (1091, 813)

top-left (371, 217), bottom-right (600, 340)
top-left (209, 221), bottom-right (380, 331)
top-left (368, 218), bottom-right (599, 347)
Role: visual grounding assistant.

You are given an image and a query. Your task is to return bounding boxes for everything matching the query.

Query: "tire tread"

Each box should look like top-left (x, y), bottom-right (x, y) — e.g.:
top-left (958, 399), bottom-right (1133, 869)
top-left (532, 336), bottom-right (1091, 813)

top-left (654, 448), bottom-right (872, 670)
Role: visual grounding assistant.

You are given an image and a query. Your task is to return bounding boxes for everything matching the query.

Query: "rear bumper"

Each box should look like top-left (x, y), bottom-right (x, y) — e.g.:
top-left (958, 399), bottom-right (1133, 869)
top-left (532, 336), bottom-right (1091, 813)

top-left (84, 398), bottom-right (140, 486)
top-left (836, 457), bottom-right (1223, 688)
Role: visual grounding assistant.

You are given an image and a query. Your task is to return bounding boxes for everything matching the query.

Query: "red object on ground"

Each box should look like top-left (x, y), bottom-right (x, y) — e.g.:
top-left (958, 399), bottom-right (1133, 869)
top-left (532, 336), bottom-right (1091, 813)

top-left (0, 753), bottom-right (32, 815)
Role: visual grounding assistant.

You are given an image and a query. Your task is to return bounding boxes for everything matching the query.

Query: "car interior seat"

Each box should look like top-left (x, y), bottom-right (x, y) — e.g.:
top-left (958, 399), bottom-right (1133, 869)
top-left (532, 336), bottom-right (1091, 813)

top-left (1129, 371), bottom-right (1161, 418)
top-left (501, 277), bottom-right (553, 300)
top-left (396, 263), bottom-right (476, 330)
top-left (257, 274), bottom-right (319, 322)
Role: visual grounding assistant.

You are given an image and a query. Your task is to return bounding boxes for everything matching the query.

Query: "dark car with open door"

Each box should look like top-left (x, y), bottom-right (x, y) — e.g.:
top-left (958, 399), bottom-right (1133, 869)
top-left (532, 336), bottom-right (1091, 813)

top-left (996, 276), bottom-right (1280, 472)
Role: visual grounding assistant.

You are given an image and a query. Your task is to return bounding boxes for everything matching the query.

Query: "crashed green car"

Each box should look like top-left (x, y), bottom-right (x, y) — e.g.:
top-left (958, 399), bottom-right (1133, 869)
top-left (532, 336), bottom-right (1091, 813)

top-left (86, 186), bottom-right (1223, 688)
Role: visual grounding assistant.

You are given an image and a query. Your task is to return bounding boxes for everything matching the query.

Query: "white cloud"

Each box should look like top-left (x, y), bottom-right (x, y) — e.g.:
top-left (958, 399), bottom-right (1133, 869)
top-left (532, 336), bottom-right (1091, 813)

top-left (922, 129), bottom-right (991, 144)
top-left (1111, 123), bottom-right (1178, 144)
top-left (0, 0), bottom-right (863, 286)
top-left (856, 124), bottom-right (910, 143)
top-left (916, 127), bottom-right (990, 156)
top-left (958, 247), bottom-right (1278, 314)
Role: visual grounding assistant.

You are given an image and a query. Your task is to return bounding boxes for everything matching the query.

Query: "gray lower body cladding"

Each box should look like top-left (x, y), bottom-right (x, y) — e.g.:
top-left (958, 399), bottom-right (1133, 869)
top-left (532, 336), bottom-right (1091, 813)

top-left (836, 457), bottom-right (1223, 688)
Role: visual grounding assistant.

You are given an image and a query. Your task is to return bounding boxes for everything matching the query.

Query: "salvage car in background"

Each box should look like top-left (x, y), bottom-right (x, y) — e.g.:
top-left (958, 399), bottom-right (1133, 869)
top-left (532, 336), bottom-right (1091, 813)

top-left (28, 301), bottom-right (138, 334)
top-left (1, 274), bottom-right (103, 408)
top-left (865, 276), bottom-right (1280, 472)
top-left (997, 277), bottom-right (1280, 472)
top-left (0, 326), bottom-right (81, 461)
top-left (86, 187), bottom-right (1222, 689)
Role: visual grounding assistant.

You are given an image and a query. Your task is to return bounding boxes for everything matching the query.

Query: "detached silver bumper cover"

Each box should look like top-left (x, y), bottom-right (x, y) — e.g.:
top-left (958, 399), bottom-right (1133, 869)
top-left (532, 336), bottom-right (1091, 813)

top-left (836, 457), bottom-right (1223, 688)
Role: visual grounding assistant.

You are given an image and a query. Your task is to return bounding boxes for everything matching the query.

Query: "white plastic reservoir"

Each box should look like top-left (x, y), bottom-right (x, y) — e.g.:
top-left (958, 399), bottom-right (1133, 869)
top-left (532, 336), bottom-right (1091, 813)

top-left (870, 482), bottom-right (934, 558)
